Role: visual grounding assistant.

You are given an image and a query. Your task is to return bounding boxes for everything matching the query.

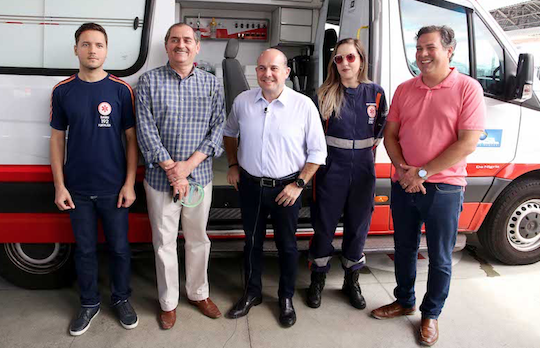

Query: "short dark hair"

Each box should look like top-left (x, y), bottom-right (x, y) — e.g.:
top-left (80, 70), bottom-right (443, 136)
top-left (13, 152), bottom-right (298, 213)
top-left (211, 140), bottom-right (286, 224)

top-left (75, 23), bottom-right (108, 45)
top-left (164, 23), bottom-right (199, 44)
top-left (416, 25), bottom-right (456, 61)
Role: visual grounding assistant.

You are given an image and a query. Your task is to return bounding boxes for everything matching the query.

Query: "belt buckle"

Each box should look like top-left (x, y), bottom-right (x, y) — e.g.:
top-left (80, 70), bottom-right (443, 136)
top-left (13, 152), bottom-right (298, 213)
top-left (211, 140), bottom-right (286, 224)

top-left (260, 178), bottom-right (275, 187)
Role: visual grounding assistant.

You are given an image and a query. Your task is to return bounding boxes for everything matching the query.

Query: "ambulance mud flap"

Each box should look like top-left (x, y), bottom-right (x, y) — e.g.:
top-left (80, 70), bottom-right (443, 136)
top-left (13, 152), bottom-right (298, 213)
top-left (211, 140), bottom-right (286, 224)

top-left (0, 243), bottom-right (74, 289)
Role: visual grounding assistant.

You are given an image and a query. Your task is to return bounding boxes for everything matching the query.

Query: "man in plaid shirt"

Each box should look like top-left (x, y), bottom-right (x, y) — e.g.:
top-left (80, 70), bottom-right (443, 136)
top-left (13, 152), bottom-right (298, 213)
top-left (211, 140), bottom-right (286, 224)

top-left (136, 23), bottom-right (225, 329)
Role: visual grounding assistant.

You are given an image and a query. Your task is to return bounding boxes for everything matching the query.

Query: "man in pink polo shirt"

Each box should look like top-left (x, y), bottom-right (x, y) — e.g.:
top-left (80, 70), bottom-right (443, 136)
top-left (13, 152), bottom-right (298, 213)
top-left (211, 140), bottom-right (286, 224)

top-left (370, 26), bottom-right (485, 346)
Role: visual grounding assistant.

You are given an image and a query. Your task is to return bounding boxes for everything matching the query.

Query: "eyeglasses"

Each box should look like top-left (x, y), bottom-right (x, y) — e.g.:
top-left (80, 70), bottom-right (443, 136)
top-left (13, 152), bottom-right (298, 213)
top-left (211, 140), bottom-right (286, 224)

top-left (333, 53), bottom-right (357, 65)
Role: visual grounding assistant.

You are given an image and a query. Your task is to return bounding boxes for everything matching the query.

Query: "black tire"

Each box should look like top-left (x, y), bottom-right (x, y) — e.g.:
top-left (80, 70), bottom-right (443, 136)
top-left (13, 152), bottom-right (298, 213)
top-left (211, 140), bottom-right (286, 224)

top-left (478, 179), bottom-right (540, 265)
top-left (0, 243), bottom-right (75, 289)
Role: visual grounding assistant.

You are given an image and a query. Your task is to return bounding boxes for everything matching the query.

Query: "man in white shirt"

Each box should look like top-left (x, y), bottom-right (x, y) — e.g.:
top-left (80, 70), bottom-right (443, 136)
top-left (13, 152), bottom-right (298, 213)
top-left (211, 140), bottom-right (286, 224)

top-left (222, 49), bottom-right (327, 328)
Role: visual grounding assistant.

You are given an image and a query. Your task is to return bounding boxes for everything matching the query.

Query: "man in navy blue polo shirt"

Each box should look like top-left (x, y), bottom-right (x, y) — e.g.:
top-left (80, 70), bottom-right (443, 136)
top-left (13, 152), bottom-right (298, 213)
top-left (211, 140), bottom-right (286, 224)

top-left (50, 22), bottom-right (139, 336)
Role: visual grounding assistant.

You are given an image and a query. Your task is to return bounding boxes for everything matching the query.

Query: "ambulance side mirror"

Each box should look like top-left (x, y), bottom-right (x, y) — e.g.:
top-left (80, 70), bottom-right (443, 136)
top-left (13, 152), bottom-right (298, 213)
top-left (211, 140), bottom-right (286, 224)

top-left (512, 53), bottom-right (534, 102)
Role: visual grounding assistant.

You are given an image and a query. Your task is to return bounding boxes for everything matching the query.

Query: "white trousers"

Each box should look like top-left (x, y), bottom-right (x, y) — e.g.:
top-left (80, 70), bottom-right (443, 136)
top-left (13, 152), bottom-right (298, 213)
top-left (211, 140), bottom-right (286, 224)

top-left (144, 180), bottom-right (213, 311)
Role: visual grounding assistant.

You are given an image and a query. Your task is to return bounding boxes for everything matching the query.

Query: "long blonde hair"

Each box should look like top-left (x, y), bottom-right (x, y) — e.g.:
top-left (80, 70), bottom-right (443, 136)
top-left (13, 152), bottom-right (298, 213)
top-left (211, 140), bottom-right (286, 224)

top-left (317, 38), bottom-right (370, 120)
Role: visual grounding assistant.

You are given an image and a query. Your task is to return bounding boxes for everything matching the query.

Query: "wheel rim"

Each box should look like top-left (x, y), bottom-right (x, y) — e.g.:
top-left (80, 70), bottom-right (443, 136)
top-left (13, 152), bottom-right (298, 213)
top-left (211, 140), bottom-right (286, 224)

top-left (4, 243), bottom-right (71, 275)
top-left (507, 199), bottom-right (540, 252)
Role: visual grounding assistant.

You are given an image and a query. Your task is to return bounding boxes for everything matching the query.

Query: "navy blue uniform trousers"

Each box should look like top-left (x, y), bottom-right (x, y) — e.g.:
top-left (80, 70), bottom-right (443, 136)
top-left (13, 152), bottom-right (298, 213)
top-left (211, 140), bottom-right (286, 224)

top-left (309, 147), bottom-right (376, 273)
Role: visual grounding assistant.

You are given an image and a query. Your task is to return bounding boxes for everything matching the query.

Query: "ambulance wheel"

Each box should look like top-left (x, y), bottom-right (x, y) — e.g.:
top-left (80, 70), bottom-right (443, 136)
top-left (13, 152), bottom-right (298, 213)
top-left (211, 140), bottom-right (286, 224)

top-left (478, 179), bottom-right (540, 265)
top-left (0, 243), bottom-right (74, 289)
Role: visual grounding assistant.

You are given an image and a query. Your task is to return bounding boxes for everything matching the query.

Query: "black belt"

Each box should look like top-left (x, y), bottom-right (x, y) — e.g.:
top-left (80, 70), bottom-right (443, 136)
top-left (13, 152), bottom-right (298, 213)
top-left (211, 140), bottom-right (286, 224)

top-left (241, 168), bottom-right (299, 188)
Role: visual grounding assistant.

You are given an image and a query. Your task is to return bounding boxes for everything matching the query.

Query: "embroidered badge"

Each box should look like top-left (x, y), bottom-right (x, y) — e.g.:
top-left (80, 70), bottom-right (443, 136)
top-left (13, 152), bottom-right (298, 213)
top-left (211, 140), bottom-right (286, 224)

top-left (366, 103), bottom-right (377, 124)
top-left (98, 102), bottom-right (112, 128)
top-left (98, 102), bottom-right (112, 116)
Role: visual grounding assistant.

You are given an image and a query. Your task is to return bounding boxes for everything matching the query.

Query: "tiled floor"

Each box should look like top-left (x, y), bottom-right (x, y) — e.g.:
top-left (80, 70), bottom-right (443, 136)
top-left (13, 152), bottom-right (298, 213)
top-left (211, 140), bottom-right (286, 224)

top-left (1, 236), bottom-right (540, 348)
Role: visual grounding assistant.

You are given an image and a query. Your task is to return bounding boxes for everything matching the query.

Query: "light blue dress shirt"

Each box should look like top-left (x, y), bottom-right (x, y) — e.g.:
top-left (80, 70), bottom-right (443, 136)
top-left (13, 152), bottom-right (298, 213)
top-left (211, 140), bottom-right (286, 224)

top-left (223, 86), bottom-right (327, 179)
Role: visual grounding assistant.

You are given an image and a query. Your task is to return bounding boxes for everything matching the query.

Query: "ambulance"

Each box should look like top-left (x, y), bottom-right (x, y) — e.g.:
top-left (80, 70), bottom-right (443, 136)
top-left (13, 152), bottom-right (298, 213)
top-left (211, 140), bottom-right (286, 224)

top-left (1, 0), bottom-right (538, 289)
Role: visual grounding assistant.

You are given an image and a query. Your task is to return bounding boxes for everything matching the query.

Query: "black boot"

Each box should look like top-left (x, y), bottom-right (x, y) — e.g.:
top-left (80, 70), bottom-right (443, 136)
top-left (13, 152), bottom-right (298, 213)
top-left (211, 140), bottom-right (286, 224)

top-left (306, 271), bottom-right (326, 308)
top-left (342, 269), bottom-right (366, 309)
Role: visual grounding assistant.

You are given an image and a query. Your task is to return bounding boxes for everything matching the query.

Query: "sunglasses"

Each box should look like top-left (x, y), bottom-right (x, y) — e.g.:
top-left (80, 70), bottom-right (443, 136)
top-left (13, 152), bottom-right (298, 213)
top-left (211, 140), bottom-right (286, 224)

top-left (333, 53), bottom-right (357, 64)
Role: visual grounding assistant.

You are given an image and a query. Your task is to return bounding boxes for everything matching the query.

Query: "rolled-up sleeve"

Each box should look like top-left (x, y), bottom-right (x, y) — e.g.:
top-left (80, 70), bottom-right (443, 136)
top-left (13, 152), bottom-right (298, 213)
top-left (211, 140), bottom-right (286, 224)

top-left (305, 101), bottom-right (327, 165)
top-left (223, 99), bottom-right (240, 138)
top-left (135, 74), bottom-right (171, 167)
top-left (196, 81), bottom-right (225, 157)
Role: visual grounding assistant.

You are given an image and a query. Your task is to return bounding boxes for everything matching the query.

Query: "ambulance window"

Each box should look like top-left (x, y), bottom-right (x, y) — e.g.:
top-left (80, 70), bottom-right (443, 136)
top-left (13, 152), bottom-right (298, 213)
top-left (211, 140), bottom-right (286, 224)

top-left (400, 0), bottom-right (470, 76)
top-left (0, 0), bottom-right (150, 76)
top-left (323, 0), bottom-right (342, 80)
top-left (325, 0), bottom-right (342, 36)
top-left (473, 14), bottom-right (504, 96)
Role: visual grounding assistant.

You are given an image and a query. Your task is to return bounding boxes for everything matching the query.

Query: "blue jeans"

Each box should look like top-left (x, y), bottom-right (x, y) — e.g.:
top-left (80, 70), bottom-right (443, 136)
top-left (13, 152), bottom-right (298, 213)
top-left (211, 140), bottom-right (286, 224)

top-left (390, 182), bottom-right (463, 319)
top-left (69, 193), bottom-right (132, 307)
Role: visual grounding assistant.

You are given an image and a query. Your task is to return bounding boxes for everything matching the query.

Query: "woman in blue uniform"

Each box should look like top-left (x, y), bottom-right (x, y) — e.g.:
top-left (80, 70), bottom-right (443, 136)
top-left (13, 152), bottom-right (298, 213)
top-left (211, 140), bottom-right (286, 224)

top-left (307, 38), bottom-right (387, 309)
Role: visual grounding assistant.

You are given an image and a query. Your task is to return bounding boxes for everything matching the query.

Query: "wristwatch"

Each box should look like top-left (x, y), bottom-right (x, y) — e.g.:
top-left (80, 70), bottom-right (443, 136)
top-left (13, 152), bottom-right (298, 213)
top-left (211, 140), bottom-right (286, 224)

top-left (418, 168), bottom-right (428, 180)
top-left (295, 178), bottom-right (306, 188)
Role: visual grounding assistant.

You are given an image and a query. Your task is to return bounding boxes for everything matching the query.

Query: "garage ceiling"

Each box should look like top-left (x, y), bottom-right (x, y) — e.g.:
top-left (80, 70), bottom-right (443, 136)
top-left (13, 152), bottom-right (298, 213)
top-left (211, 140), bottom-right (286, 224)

top-left (490, 1), bottom-right (540, 31)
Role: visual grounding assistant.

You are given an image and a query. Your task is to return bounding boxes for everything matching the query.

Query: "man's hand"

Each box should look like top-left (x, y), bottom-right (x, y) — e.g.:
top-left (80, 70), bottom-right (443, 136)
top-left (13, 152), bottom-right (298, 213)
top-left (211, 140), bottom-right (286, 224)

top-left (276, 183), bottom-right (303, 206)
top-left (117, 184), bottom-right (136, 208)
top-left (159, 159), bottom-right (175, 171)
top-left (166, 161), bottom-right (193, 184)
top-left (395, 164), bottom-right (406, 181)
top-left (227, 166), bottom-right (240, 191)
top-left (172, 177), bottom-right (190, 199)
top-left (54, 186), bottom-right (75, 211)
top-left (399, 164), bottom-right (427, 194)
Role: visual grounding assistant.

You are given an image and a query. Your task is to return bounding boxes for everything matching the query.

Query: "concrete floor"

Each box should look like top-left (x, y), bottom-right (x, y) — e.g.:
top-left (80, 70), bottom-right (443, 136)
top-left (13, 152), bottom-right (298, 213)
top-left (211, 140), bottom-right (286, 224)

top-left (1, 236), bottom-right (540, 348)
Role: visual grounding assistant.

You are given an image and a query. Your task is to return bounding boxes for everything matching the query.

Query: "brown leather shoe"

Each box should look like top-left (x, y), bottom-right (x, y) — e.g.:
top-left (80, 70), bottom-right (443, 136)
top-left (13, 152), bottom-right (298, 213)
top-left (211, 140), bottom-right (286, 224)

top-left (419, 318), bottom-right (439, 346)
top-left (188, 298), bottom-right (222, 319)
top-left (371, 301), bottom-right (416, 319)
top-left (159, 309), bottom-right (176, 330)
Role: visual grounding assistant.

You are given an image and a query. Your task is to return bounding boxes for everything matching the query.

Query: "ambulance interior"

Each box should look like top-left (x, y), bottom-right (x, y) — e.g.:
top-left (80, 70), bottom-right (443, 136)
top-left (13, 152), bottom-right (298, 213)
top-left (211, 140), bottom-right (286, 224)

top-left (175, 0), bottom-right (347, 186)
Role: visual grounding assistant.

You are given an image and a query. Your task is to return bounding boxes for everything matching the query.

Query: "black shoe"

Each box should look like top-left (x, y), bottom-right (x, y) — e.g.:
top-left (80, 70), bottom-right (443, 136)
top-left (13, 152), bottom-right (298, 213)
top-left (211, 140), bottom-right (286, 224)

top-left (226, 293), bottom-right (262, 319)
top-left (279, 297), bottom-right (296, 328)
top-left (306, 271), bottom-right (326, 308)
top-left (69, 306), bottom-right (100, 336)
top-left (113, 300), bottom-right (139, 329)
top-left (342, 269), bottom-right (366, 309)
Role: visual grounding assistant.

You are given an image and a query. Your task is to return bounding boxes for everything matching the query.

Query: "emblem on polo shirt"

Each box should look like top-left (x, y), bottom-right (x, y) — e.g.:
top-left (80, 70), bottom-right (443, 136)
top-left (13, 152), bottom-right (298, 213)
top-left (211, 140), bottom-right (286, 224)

top-left (98, 102), bottom-right (112, 128)
top-left (366, 103), bottom-right (377, 124)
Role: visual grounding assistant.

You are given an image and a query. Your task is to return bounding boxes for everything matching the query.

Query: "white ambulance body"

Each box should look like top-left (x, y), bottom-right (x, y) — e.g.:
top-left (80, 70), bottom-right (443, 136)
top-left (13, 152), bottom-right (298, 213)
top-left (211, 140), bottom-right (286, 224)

top-left (1, 0), bottom-right (539, 289)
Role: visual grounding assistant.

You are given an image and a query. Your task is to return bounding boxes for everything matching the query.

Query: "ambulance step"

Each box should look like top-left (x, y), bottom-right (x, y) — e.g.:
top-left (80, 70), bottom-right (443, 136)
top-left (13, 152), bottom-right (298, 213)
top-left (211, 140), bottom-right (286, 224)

top-left (203, 233), bottom-right (468, 254)
top-left (361, 234), bottom-right (468, 254)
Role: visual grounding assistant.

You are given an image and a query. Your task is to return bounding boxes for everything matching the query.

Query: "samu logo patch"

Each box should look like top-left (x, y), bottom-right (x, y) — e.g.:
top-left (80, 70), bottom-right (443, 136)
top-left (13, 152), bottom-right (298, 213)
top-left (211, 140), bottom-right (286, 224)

top-left (366, 103), bottom-right (377, 124)
top-left (98, 102), bottom-right (112, 128)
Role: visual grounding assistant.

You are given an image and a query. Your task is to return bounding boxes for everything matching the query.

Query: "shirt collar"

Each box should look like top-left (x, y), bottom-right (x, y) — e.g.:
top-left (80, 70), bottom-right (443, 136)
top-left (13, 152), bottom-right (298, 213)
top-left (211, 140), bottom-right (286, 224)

top-left (414, 67), bottom-right (459, 90)
top-left (254, 86), bottom-right (290, 106)
top-left (344, 83), bottom-right (363, 95)
top-left (166, 62), bottom-right (197, 80)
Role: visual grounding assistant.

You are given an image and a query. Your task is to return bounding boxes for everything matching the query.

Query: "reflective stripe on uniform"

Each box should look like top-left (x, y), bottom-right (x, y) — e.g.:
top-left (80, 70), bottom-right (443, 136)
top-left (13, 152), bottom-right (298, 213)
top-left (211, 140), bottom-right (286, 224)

top-left (341, 254), bottom-right (366, 269)
top-left (326, 135), bottom-right (374, 150)
top-left (312, 256), bottom-right (332, 267)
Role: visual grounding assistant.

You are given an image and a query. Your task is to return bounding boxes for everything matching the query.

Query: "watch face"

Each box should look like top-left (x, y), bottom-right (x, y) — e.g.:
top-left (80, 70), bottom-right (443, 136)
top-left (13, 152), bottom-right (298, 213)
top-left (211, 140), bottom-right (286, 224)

top-left (418, 169), bottom-right (427, 178)
top-left (296, 178), bottom-right (305, 188)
